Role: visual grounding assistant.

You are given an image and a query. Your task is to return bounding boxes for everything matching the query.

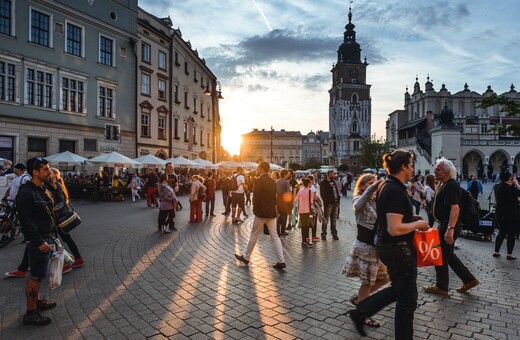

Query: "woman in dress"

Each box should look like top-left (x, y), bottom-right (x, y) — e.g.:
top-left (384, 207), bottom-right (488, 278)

top-left (189, 175), bottom-right (206, 223)
top-left (343, 173), bottom-right (389, 328)
top-left (158, 173), bottom-right (177, 233)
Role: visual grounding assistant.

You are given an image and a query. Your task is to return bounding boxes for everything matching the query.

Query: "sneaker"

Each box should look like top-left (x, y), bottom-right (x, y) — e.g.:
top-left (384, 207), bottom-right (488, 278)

top-left (333, 235), bottom-right (339, 240)
top-left (234, 219), bottom-right (243, 224)
top-left (62, 264), bottom-right (72, 274)
top-left (23, 311), bottom-right (52, 326)
top-left (71, 257), bottom-right (84, 268)
top-left (456, 279), bottom-right (480, 293)
top-left (164, 229), bottom-right (172, 233)
top-left (36, 298), bottom-right (57, 311)
top-left (312, 237), bottom-right (321, 242)
top-left (5, 269), bottom-right (27, 277)
top-left (321, 235), bottom-right (327, 240)
top-left (423, 284), bottom-right (449, 296)
top-left (272, 262), bottom-right (286, 269)
top-left (301, 242), bottom-right (313, 248)
top-left (170, 226), bottom-right (178, 231)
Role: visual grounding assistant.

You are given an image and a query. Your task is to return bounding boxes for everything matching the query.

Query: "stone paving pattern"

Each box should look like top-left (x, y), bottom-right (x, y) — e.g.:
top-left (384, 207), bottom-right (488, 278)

top-left (0, 182), bottom-right (519, 339)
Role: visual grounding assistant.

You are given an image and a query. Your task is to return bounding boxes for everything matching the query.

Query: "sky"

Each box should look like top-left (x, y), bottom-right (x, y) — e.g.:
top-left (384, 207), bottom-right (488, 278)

top-left (140, 0), bottom-right (520, 156)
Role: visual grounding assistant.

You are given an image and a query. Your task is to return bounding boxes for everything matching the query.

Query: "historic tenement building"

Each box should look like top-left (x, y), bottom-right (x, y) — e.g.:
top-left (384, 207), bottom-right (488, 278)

top-left (240, 129), bottom-right (302, 165)
top-left (0, 0), bottom-right (138, 162)
top-left (387, 77), bottom-right (520, 178)
top-left (328, 6), bottom-right (371, 167)
top-left (302, 130), bottom-right (329, 166)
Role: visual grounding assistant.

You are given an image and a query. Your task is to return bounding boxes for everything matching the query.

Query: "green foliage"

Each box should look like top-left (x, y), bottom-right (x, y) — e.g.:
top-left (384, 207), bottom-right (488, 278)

top-left (357, 135), bottom-right (392, 171)
top-left (288, 162), bottom-right (301, 171)
top-left (478, 94), bottom-right (520, 136)
top-left (337, 164), bottom-right (349, 171)
top-left (303, 157), bottom-right (322, 170)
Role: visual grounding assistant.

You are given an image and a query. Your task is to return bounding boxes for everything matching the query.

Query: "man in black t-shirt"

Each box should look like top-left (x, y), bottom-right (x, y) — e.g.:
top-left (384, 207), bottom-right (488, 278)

top-left (319, 170), bottom-right (342, 240)
top-left (423, 158), bottom-right (479, 296)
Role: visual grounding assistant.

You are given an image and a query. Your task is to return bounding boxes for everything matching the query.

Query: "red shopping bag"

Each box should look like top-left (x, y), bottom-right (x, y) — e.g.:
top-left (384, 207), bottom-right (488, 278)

top-left (414, 228), bottom-right (443, 267)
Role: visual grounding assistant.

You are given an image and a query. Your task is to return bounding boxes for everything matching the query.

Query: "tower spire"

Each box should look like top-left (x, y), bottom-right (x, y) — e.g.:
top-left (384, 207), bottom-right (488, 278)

top-left (348, 1), bottom-right (353, 23)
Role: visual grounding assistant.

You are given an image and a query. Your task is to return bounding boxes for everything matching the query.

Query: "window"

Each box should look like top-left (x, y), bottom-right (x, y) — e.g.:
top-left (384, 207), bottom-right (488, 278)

top-left (141, 42), bottom-right (150, 63)
top-left (200, 129), bottom-right (203, 146)
top-left (207, 106), bottom-right (211, 121)
top-left (0, 135), bottom-right (14, 161)
top-left (0, 60), bottom-right (16, 102)
top-left (193, 98), bottom-right (197, 113)
top-left (141, 112), bottom-right (150, 137)
top-left (192, 126), bottom-right (196, 144)
top-left (65, 22), bottom-right (82, 57)
top-left (59, 140), bottom-right (75, 153)
top-left (30, 9), bottom-right (51, 47)
top-left (27, 137), bottom-right (47, 158)
top-left (200, 102), bottom-right (204, 118)
top-left (183, 122), bottom-right (188, 141)
top-left (61, 77), bottom-right (84, 113)
top-left (174, 51), bottom-right (180, 66)
top-left (158, 117), bottom-right (166, 139)
top-left (84, 138), bottom-right (97, 152)
top-left (105, 124), bottom-right (120, 141)
top-left (174, 117), bottom-right (179, 139)
top-left (158, 51), bottom-right (166, 70)
top-left (480, 123), bottom-right (488, 134)
top-left (207, 132), bottom-right (210, 147)
top-left (98, 84), bottom-right (115, 118)
top-left (184, 91), bottom-right (189, 109)
top-left (99, 35), bottom-right (114, 66)
top-left (174, 84), bottom-right (180, 104)
top-left (353, 140), bottom-right (360, 152)
top-left (184, 61), bottom-right (189, 75)
top-left (193, 70), bottom-right (197, 82)
top-left (0, 0), bottom-right (12, 36)
top-left (27, 68), bottom-right (54, 108)
top-left (158, 79), bottom-right (166, 100)
top-left (141, 73), bottom-right (150, 95)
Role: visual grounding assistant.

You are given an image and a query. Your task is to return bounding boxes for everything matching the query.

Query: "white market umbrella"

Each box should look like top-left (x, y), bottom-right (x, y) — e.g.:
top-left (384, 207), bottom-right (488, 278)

top-left (44, 151), bottom-right (87, 166)
top-left (164, 156), bottom-right (201, 169)
top-left (240, 162), bottom-right (259, 171)
top-left (269, 163), bottom-right (283, 170)
top-left (192, 158), bottom-right (217, 169)
top-left (87, 151), bottom-right (143, 168)
top-left (216, 160), bottom-right (242, 170)
top-left (134, 154), bottom-right (167, 169)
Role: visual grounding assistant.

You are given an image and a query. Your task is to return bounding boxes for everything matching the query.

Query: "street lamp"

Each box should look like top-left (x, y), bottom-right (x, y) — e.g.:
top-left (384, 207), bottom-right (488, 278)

top-left (204, 80), bottom-right (223, 163)
top-left (270, 126), bottom-right (274, 163)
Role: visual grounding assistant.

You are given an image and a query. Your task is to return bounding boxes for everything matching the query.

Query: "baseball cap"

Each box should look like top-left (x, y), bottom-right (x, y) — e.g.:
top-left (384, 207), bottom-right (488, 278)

top-left (14, 163), bottom-right (26, 171)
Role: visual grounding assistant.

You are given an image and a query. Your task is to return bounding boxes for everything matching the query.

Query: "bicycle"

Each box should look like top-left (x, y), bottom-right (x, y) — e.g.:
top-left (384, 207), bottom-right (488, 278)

top-left (0, 200), bottom-right (22, 249)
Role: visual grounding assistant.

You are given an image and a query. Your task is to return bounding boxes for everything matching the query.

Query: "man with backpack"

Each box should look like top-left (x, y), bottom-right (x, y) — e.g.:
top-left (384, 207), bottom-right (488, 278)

top-left (423, 158), bottom-right (479, 296)
top-left (220, 173), bottom-right (231, 215)
top-left (230, 167), bottom-right (248, 224)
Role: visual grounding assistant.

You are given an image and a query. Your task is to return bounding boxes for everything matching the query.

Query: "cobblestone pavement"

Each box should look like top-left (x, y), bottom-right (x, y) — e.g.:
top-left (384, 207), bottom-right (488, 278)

top-left (1, 182), bottom-right (519, 339)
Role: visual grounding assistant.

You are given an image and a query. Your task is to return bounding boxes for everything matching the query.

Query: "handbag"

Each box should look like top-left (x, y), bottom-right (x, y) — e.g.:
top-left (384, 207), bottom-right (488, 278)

top-left (56, 203), bottom-right (82, 234)
top-left (413, 228), bottom-right (443, 267)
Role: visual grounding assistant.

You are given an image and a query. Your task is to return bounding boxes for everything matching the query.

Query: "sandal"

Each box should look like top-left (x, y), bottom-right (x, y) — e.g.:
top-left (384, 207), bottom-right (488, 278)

top-left (364, 318), bottom-right (380, 328)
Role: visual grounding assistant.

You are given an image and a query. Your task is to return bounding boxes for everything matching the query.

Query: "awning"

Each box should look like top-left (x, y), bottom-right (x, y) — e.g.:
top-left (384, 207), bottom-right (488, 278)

top-left (398, 118), bottom-right (426, 131)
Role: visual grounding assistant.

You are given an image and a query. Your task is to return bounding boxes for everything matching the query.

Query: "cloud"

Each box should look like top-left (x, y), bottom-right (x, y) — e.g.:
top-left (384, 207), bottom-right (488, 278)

top-left (203, 27), bottom-right (386, 84)
top-left (247, 84), bottom-right (269, 92)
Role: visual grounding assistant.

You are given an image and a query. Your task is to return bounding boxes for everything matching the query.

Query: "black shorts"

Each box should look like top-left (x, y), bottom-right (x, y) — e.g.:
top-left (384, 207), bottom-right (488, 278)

top-left (231, 192), bottom-right (245, 209)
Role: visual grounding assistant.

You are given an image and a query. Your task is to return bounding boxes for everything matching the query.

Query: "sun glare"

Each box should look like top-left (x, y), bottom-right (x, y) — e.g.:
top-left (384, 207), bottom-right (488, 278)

top-left (221, 130), bottom-right (243, 157)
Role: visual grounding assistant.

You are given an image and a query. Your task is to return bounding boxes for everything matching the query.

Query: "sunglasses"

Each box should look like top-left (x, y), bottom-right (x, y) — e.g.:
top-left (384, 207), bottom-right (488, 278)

top-left (29, 157), bottom-right (44, 170)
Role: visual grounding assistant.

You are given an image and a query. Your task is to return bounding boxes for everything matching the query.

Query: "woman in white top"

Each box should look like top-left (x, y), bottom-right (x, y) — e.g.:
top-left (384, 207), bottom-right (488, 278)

top-left (423, 174), bottom-right (436, 227)
top-left (411, 175), bottom-right (425, 215)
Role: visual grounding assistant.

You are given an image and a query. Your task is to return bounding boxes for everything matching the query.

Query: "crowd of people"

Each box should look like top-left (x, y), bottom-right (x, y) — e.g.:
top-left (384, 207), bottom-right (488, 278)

top-left (1, 154), bottom-right (519, 334)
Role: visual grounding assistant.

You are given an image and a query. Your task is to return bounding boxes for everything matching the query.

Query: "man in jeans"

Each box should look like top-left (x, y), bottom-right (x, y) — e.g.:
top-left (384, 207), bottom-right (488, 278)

top-left (235, 162), bottom-right (285, 269)
top-left (319, 169), bottom-right (342, 240)
top-left (17, 157), bottom-right (57, 326)
top-left (423, 158), bottom-right (479, 296)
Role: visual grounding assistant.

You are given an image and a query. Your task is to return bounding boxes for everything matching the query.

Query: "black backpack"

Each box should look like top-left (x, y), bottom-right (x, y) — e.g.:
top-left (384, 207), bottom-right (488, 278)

top-left (229, 175), bottom-right (240, 192)
top-left (458, 187), bottom-right (480, 228)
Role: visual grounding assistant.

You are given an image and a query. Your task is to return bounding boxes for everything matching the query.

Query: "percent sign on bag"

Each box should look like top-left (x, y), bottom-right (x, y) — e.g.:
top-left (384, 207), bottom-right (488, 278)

top-left (414, 229), bottom-right (443, 267)
top-left (417, 239), bottom-right (441, 261)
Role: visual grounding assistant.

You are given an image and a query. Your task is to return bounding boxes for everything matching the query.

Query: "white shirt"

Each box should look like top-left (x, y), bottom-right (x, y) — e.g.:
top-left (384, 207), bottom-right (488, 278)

top-left (8, 172), bottom-right (31, 202)
top-left (232, 174), bottom-right (246, 194)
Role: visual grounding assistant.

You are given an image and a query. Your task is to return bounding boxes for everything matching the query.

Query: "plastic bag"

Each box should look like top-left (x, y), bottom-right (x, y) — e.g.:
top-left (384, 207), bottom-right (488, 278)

top-left (414, 228), bottom-right (443, 267)
top-left (49, 240), bottom-right (65, 289)
top-left (63, 249), bottom-right (75, 267)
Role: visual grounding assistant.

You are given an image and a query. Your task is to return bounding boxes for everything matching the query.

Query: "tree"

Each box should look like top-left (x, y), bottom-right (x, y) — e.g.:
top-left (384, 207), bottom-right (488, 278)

top-left (288, 162), bottom-right (301, 171)
top-left (478, 94), bottom-right (520, 136)
top-left (357, 135), bottom-right (392, 171)
top-left (337, 164), bottom-right (349, 172)
top-left (303, 157), bottom-right (322, 170)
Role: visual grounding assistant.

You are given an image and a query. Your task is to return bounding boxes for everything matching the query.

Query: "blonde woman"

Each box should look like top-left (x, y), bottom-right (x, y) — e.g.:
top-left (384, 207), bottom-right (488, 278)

top-left (343, 173), bottom-right (389, 328)
top-left (48, 168), bottom-right (84, 269)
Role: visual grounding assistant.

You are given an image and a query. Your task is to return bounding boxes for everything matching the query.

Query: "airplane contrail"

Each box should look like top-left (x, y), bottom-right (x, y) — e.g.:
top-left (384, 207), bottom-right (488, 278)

top-left (252, 0), bottom-right (273, 31)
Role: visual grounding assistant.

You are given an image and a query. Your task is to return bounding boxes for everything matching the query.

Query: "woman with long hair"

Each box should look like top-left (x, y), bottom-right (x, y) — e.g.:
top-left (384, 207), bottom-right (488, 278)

top-left (48, 168), bottom-right (84, 269)
top-left (493, 172), bottom-right (520, 259)
top-left (343, 173), bottom-right (389, 328)
top-left (293, 178), bottom-right (315, 247)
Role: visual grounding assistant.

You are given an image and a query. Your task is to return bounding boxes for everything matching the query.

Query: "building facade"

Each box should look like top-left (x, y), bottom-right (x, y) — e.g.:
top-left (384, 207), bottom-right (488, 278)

top-left (0, 0), bottom-right (138, 163)
top-left (302, 130), bottom-right (329, 166)
top-left (387, 77), bottom-right (520, 178)
top-left (328, 6), bottom-right (371, 167)
top-left (241, 129), bottom-right (302, 165)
